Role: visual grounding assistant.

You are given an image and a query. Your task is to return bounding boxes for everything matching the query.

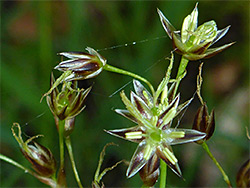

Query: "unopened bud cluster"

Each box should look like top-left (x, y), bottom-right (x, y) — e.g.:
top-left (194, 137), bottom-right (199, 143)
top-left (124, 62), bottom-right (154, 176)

top-left (12, 123), bottom-right (56, 177)
top-left (192, 103), bottom-right (215, 144)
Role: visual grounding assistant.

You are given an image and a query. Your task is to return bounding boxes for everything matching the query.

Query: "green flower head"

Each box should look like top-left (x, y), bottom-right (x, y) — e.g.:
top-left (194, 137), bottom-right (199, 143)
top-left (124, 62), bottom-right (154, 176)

top-left (46, 73), bottom-right (91, 120)
top-left (157, 3), bottom-right (234, 61)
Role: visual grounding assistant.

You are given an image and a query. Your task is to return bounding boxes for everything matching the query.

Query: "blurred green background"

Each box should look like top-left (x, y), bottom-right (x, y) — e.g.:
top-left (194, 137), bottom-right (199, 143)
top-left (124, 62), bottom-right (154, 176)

top-left (1, 1), bottom-right (249, 187)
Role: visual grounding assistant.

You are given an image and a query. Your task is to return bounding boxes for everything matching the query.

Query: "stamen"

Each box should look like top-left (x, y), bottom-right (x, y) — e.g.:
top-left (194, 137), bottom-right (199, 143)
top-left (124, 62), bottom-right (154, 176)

top-left (143, 144), bottom-right (153, 160)
top-left (169, 131), bottom-right (185, 139)
top-left (160, 108), bottom-right (176, 129)
top-left (162, 147), bottom-right (178, 164)
top-left (125, 131), bottom-right (143, 139)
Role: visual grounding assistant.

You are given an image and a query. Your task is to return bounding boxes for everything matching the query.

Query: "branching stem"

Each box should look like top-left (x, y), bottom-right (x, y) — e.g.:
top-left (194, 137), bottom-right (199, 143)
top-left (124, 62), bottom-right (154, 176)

top-left (0, 154), bottom-right (57, 188)
top-left (65, 136), bottom-right (83, 188)
top-left (104, 64), bottom-right (155, 95)
top-left (201, 142), bottom-right (232, 188)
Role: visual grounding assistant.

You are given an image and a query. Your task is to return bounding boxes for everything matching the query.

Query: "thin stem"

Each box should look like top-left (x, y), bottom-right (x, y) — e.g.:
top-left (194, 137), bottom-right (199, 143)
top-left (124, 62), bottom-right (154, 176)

top-left (57, 120), bottom-right (67, 187)
top-left (65, 136), bottom-right (83, 188)
top-left (159, 159), bottom-right (167, 188)
top-left (0, 153), bottom-right (35, 175)
top-left (159, 56), bottom-right (189, 188)
top-left (103, 64), bottom-right (155, 95)
top-left (173, 56), bottom-right (189, 97)
top-left (201, 142), bottom-right (232, 188)
top-left (0, 154), bottom-right (57, 188)
top-left (176, 56), bottom-right (189, 79)
top-left (59, 120), bottom-right (65, 170)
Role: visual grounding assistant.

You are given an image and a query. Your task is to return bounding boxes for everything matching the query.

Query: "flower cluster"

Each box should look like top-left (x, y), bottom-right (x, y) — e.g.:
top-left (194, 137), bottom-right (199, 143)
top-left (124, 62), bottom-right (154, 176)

top-left (106, 79), bottom-right (206, 182)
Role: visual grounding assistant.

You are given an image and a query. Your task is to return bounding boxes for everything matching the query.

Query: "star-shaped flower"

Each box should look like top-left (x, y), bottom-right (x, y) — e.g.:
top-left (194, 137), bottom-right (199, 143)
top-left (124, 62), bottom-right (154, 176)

top-left (157, 3), bottom-right (234, 61)
top-left (106, 80), bottom-right (206, 178)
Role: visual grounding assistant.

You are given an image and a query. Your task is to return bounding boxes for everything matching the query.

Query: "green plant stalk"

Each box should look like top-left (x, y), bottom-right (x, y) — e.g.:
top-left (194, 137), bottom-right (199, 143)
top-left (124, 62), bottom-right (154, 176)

top-left (65, 136), bottom-right (83, 188)
top-left (103, 64), bottom-right (155, 95)
top-left (57, 120), bottom-right (67, 187)
top-left (201, 142), bottom-right (232, 188)
top-left (160, 159), bottom-right (167, 188)
top-left (176, 56), bottom-right (189, 79)
top-left (173, 56), bottom-right (189, 97)
top-left (159, 56), bottom-right (189, 188)
top-left (0, 154), bottom-right (57, 187)
top-left (59, 120), bottom-right (65, 171)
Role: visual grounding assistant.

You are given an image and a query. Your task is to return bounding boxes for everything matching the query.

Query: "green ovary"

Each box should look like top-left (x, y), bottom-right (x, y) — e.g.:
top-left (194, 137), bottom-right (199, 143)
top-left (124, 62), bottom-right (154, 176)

top-left (58, 92), bottom-right (69, 106)
top-left (150, 130), bottom-right (162, 143)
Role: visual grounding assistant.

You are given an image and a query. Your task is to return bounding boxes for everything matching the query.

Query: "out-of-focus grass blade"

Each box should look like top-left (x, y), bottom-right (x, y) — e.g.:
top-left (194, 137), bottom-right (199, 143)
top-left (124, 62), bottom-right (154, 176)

top-left (1, 62), bottom-right (44, 113)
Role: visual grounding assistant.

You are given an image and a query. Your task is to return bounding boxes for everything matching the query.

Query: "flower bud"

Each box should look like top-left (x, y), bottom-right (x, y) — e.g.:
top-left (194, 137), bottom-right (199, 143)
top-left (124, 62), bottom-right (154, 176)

top-left (46, 73), bottom-right (91, 120)
top-left (64, 118), bottom-right (75, 137)
top-left (192, 103), bottom-right (215, 144)
top-left (139, 154), bottom-right (160, 186)
top-left (55, 47), bottom-right (106, 81)
top-left (236, 159), bottom-right (250, 188)
top-left (12, 123), bottom-right (56, 177)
